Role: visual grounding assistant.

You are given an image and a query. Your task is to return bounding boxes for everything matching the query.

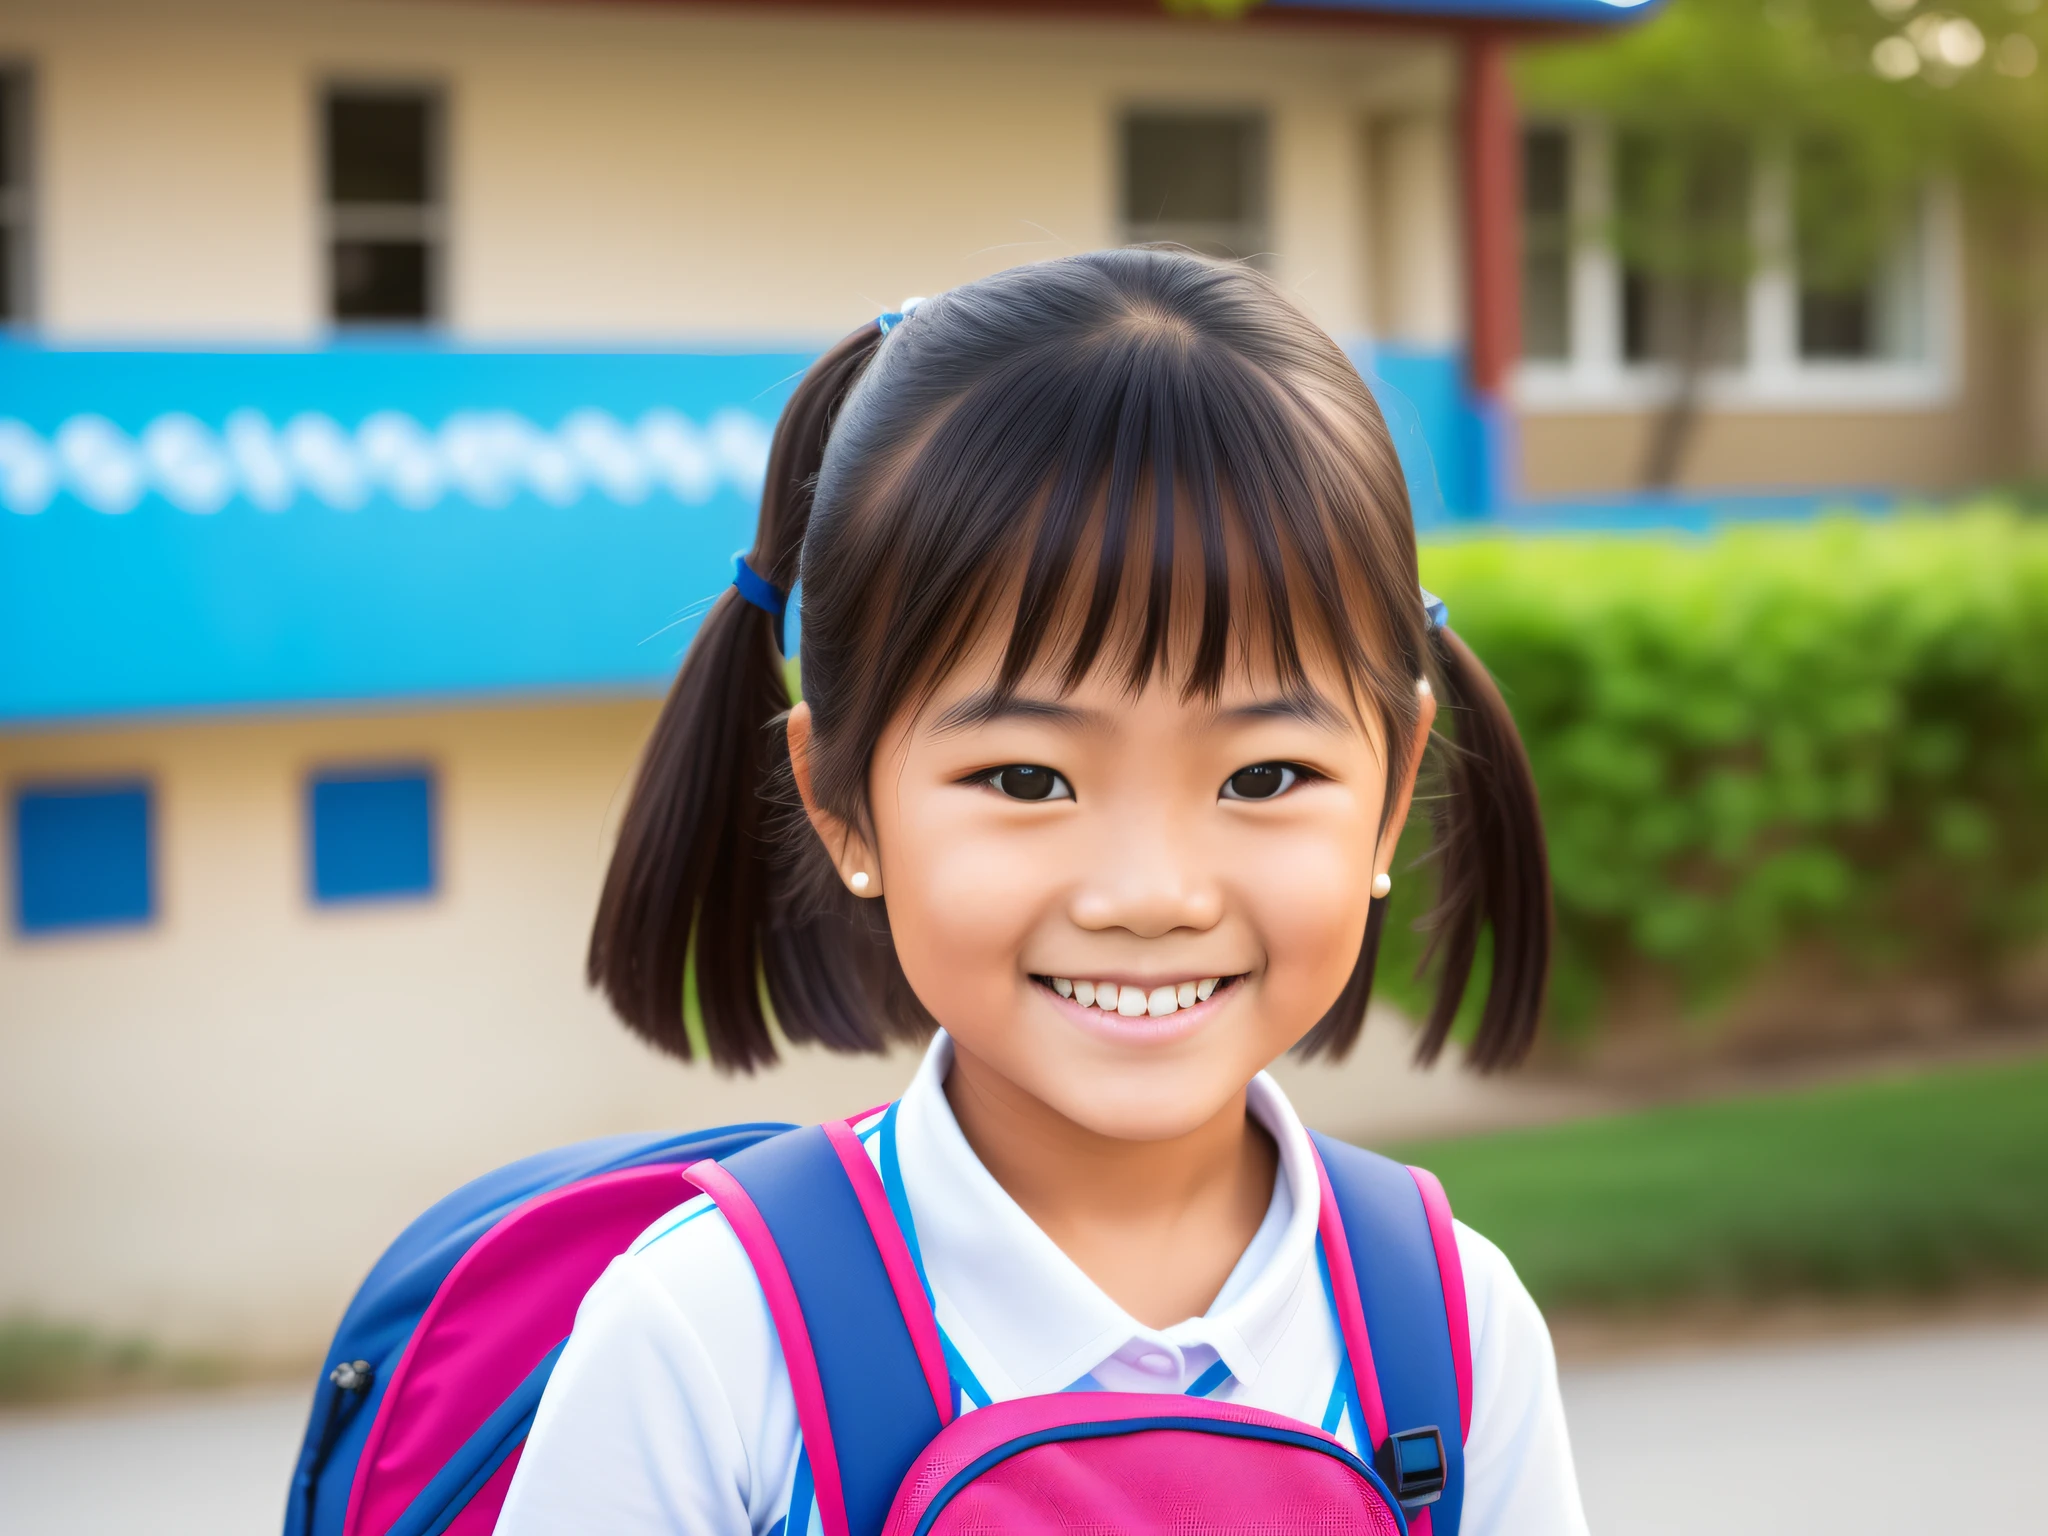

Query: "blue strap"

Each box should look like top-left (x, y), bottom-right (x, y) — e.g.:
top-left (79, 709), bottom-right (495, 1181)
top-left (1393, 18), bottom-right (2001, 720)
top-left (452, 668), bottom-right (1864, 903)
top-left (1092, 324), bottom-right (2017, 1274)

top-left (764, 1448), bottom-right (817, 1536)
top-left (385, 1337), bottom-right (567, 1536)
top-left (876, 1103), bottom-right (991, 1414)
top-left (722, 1125), bottom-right (944, 1536)
top-left (1313, 1131), bottom-right (1466, 1536)
top-left (1315, 1240), bottom-right (1369, 1449)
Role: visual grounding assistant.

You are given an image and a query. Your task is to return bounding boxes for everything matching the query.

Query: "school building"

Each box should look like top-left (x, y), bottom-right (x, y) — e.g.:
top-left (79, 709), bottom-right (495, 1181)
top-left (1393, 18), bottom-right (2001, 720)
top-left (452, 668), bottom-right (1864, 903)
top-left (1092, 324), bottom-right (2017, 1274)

top-left (2, 0), bottom-right (2037, 1363)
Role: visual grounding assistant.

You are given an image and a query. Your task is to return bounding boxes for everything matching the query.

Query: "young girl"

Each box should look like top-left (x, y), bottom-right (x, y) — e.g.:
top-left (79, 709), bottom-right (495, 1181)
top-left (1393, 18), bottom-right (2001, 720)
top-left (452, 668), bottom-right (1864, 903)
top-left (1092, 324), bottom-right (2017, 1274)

top-left (497, 250), bottom-right (1579, 1535)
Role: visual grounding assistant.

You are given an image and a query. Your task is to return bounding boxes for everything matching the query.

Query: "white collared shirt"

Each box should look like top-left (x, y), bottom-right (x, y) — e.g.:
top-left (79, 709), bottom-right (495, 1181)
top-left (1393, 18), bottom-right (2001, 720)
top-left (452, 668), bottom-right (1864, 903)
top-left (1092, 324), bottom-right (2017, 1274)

top-left (498, 1033), bottom-right (1588, 1536)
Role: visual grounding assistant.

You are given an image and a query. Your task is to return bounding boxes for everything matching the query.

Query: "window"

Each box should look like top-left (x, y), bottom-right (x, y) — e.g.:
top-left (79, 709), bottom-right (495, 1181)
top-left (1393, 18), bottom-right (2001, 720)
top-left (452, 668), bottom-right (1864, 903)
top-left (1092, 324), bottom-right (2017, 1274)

top-left (1122, 112), bottom-right (1269, 265)
top-left (1615, 131), bottom-right (1750, 368)
top-left (13, 782), bottom-right (153, 935)
top-left (1521, 126), bottom-right (1572, 362)
top-left (308, 766), bottom-right (437, 904)
top-left (0, 67), bottom-right (32, 324)
top-left (1517, 121), bottom-right (1949, 408)
top-left (324, 87), bottom-right (443, 325)
top-left (1793, 140), bottom-right (1926, 364)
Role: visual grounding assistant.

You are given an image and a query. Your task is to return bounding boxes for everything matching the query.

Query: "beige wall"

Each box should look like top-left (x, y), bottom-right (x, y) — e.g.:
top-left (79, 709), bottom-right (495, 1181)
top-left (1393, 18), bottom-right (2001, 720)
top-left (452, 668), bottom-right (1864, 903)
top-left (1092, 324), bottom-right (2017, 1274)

top-left (1521, 403), bottom-right (1999, 499)
top-left (8, 0), bottom-right (2021, 493)
top-left (0, 701), bottom-right (913, 1356)
top-left (1, 0), bottom-right (1456, 345)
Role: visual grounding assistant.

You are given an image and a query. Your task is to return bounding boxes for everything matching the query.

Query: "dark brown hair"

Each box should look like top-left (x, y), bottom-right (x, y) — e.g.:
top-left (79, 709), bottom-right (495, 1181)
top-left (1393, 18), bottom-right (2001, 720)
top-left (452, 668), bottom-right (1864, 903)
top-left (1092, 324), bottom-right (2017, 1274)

top-left (589, 250), bottom-right (1549, 1073)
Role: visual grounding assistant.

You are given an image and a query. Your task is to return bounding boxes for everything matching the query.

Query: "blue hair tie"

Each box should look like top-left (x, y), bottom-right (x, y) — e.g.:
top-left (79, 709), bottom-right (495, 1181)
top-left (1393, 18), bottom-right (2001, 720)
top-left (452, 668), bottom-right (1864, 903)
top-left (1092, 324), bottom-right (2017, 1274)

top-left (876, 296), bottom-right (927, 335)
top-left (1421, 587), bottom-right (1449, 632)
top-left (731, 552), bottom-right (789, 653)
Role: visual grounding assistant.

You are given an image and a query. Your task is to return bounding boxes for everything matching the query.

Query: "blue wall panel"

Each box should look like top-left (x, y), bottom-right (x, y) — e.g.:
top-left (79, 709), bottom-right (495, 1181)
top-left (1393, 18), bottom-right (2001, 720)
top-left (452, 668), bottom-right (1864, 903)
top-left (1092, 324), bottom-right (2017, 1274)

top-left (13, 782), bottom-right (154, 934)
top-left (0, 340), bottom-right (1475, 724)
top-left (0, 344), bottom-right (811, 723)
top-left (1357, 343), bottom-right (1490, 523)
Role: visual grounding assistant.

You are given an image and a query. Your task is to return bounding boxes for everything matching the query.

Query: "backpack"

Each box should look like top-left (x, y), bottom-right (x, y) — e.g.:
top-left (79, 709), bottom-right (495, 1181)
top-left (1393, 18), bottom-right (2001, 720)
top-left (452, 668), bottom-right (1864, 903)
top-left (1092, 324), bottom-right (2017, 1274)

top-left (285, 1111), bottom-right (1473, 1536)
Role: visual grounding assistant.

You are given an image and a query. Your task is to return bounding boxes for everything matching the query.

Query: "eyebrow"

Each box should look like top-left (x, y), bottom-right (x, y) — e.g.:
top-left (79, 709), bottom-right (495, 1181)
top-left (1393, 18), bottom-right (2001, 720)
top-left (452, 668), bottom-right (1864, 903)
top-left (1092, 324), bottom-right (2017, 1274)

top-left (1220, 689), bottom-right (1349, 731)
top-left (932, 687), bottom-right (1348, 734)
top-left (932, 692), bottom-right (1108, 733)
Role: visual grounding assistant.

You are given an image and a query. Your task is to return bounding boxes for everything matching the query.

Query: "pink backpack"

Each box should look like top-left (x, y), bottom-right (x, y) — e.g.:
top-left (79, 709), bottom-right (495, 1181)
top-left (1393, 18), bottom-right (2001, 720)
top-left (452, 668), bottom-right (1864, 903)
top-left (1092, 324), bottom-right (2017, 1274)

top-left (288, 1111), bottom-right (1470, 1536)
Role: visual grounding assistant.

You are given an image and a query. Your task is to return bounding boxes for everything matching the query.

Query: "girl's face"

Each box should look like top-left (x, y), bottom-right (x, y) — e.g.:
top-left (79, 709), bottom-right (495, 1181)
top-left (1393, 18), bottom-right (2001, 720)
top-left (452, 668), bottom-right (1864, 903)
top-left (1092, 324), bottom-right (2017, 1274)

top-left (790, 625), bottom-right (1432, 1145)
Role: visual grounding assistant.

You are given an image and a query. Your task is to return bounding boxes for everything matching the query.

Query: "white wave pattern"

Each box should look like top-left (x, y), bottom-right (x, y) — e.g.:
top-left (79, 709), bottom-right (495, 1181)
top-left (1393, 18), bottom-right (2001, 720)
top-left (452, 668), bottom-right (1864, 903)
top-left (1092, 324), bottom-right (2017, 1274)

top-left (0, 407), bottom-right (775, 517)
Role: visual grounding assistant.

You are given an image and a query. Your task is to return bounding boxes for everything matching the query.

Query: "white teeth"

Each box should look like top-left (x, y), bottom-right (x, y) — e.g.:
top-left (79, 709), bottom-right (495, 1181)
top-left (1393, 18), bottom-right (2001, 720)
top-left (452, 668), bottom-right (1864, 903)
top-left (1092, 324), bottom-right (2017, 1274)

top-left (1049, 975), bottom-right (1230, 1015)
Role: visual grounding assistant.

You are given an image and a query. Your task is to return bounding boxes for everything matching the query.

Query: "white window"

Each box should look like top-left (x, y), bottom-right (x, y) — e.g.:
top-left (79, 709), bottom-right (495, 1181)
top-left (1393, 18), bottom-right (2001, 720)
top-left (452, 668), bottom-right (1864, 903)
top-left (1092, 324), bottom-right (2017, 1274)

top-left (1122, 111), bottom-right (1270, 266)
top-left (324, 86), bottom-right (445, 326)
top-left (0, 66), bottom-right (32, 325)
top-left (1516, 121), bottom-right (1956, 412)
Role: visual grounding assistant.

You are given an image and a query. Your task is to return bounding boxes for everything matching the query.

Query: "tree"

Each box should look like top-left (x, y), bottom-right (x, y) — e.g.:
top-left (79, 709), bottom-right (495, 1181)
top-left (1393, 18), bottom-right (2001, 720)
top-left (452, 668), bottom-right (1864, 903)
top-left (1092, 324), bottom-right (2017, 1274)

top-left (1519, 0), bottom-right (2048, 486)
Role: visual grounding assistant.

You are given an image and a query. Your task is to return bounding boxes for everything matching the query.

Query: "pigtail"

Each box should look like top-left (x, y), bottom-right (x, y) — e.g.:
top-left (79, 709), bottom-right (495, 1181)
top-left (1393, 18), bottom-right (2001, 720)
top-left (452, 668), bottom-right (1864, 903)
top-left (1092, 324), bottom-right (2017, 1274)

top-left (587, 326), bottom-right (886, 1070)
top-left (1414, 626), bottom-right (1552, 1071)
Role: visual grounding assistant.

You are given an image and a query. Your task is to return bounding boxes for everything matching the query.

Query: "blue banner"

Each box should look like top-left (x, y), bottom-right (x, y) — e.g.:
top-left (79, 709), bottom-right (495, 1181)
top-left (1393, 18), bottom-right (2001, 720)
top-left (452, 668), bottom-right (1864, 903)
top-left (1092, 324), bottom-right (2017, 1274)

top-left (1, 345), bottom-right (810, 723)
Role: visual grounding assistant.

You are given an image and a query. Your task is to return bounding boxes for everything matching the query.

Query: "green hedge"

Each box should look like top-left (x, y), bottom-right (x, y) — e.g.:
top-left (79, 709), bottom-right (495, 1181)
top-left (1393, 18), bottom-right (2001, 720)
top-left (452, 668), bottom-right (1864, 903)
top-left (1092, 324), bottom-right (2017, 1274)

top-left (1392, 1055), bottom-right (2048, 1309)
top-left (1397, 510), bottom-right (2048, 1036)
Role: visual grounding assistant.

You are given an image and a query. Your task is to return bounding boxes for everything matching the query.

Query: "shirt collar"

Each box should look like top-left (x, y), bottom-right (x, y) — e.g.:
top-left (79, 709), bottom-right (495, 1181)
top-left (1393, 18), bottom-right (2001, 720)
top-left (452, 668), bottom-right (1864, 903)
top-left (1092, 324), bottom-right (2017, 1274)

top-left (890, 1031), bottom-right (1325, 1399)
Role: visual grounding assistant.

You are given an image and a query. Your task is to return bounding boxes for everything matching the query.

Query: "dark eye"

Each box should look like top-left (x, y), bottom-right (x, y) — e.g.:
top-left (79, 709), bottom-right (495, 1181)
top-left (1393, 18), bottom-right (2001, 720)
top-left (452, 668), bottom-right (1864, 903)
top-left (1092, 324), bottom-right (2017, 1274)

top-left (1222, 763), bottom-right (1300, 801)
top-left (986, 764), bottom-right (1072, 802)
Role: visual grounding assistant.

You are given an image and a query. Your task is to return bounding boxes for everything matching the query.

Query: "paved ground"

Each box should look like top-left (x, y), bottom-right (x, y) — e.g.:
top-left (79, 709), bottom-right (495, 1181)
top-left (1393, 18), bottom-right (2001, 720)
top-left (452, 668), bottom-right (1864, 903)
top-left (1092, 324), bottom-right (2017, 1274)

top-left (0, 1381), bottom-right (313, 1536)
top-left (3, 1315), bottom-right (2042, 1533)
top-left (1562, 1316), bottom-right (2047, 1533)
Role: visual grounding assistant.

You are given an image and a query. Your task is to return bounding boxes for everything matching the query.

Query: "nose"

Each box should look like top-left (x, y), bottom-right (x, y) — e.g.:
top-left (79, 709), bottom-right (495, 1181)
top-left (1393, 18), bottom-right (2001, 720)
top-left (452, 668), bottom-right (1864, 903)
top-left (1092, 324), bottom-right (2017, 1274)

top-left (1067, 805), bottom-right (1223, 938)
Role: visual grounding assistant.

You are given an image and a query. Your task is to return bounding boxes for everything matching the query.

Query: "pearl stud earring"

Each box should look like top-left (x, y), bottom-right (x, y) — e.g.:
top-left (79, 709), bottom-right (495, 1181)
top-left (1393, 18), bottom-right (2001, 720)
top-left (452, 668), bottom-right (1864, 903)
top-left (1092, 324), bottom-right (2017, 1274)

top-left (1372, 872), bottom-right (1392, 899)
top-left (850, 871), bottom-right (871, 892)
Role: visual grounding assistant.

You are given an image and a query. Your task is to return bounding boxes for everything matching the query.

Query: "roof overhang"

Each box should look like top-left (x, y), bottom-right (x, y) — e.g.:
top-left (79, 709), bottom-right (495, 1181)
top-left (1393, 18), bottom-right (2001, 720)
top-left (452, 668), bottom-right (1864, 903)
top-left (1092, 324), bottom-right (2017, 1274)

top-left (1269, 0), bottom-right (1657, 27)
top-left (533, 0), bottom-right (1664, 39)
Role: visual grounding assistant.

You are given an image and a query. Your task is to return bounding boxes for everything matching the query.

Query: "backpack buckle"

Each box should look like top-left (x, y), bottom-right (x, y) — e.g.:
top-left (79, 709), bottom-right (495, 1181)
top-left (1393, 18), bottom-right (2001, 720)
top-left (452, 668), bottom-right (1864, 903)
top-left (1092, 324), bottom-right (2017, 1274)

top-left (1375, 1426), bottom-right (1446, 1508)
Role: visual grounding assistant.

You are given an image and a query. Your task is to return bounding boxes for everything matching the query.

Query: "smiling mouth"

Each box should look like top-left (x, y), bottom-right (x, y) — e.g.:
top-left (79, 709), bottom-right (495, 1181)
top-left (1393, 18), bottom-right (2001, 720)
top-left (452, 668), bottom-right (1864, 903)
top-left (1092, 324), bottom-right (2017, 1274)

top-left (1031, 973), bottom-right (1244, 1020)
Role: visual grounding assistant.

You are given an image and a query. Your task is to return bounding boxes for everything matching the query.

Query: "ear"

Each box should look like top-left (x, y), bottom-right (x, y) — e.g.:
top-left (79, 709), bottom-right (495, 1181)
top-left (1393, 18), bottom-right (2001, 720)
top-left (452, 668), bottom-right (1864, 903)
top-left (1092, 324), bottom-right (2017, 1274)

top-left (786, 701), bottom-right (884, 897)
top-left (1373, 679), bottom-right (1438, 886)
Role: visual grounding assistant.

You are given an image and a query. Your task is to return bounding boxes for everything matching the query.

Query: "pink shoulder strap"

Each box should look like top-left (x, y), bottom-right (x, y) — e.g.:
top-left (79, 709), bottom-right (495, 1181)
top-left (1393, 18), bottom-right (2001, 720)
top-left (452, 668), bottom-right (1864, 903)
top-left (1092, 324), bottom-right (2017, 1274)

top-left (1406, 1165), bottom-right (1473, 1441)
top-left (820, 1118), bottom-right (954, 1427)
top-left (684, 1158), bottom-right (854, 1536)
top-left (1310, 1145), bottom-right (1394, 1451)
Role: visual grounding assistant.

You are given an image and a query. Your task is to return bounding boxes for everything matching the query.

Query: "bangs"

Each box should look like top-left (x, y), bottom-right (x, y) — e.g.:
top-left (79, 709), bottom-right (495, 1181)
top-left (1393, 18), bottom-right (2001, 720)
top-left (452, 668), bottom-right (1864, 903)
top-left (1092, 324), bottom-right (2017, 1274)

top-left (803, 297), bottom-right (1425, 784)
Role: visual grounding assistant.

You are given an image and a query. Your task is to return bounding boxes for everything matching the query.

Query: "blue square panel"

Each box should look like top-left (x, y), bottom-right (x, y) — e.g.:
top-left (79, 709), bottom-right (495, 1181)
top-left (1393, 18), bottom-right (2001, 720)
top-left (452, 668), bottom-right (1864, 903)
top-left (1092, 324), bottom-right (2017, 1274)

top-left (14, 782), bottom-right (155, 934)
top-left (309, 766), bottom-right (436, 903)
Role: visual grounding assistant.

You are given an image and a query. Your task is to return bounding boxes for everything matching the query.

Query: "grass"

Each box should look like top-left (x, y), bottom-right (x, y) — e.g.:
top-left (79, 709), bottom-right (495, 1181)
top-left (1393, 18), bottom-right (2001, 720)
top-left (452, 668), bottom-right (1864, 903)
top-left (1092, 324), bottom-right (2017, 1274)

top-left (1390, 1055), bottom-right (2048, 1313)
top-left (0, 1316), bottom-right (232, 1406)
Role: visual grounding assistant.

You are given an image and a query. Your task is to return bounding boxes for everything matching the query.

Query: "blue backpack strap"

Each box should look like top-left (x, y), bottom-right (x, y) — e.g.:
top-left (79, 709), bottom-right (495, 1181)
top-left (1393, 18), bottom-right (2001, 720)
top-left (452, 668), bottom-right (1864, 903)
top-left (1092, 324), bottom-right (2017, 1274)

top-left (1312, 1131), bottom-right (1469, 1536)
top-left (718, 1123), bottom-right (946, 1536)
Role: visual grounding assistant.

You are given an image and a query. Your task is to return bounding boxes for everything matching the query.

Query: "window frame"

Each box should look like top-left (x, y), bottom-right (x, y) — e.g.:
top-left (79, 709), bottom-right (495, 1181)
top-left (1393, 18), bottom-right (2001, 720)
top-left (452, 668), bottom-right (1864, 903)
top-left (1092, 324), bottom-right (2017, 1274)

top-left (0, 62), bottom-right (36, 328)
top-left (319, 79), bottom-right (449, 330)
top-left (1514, 118), bottom-right (1960, 415)
top-left (1118, 106), bottom-right (1273, 268)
